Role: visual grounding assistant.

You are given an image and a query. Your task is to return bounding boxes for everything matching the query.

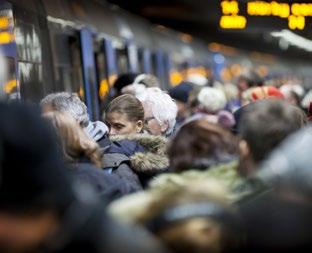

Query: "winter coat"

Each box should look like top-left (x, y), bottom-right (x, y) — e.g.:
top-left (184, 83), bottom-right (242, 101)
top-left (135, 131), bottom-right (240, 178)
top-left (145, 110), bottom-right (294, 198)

top-left (109, 134), bottom-right (169, 188)
top-left (108, 161), bottom-right (249, 225)
top-left (102, 152), bottom-right (143, 193)
top-left (69, 158), bottom-right (134, 201)
top-left (48, 188), bottom-right (168, 253)
top-left (150, 161), bottom-right (250, 202)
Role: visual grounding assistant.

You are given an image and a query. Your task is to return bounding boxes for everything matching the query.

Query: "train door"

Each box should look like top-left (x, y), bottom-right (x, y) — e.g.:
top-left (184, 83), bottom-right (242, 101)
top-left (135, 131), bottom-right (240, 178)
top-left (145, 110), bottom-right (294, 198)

top-left (0, 1), bottom-right (19, 100)
top-left (48, 24), bottom-right (99, 120)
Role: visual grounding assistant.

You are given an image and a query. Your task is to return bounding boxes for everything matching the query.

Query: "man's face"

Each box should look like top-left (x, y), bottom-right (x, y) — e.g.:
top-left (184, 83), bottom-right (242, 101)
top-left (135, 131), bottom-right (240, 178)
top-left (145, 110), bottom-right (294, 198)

top-left (142, 102), bottom-right (164, 135)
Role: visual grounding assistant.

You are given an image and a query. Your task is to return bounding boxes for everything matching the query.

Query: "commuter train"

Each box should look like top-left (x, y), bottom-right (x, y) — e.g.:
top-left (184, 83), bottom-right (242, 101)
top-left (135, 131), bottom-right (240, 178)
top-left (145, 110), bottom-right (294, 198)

top-left (0, 0), bottom-right (309, 120)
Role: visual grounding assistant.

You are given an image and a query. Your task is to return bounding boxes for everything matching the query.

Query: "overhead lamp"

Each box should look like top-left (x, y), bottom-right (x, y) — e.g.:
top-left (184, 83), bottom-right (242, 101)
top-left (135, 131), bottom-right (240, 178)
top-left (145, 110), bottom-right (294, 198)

top-left (271, 29), bottom-right (312, 52)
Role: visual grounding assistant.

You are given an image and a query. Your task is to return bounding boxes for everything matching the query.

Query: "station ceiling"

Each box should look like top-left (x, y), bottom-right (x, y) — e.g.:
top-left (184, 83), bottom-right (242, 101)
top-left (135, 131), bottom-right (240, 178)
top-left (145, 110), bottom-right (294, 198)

top-left (105, 0), bottom-right (312, 60)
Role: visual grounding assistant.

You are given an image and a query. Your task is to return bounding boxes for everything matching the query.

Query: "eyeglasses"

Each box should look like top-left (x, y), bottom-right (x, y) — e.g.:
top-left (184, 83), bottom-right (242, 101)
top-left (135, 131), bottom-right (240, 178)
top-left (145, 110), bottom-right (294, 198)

top-left (144, 116), bottom-right (155, 125)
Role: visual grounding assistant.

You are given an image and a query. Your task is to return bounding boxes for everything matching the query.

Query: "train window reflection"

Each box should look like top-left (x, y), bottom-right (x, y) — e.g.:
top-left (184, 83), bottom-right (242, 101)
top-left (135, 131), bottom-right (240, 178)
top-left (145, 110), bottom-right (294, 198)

top-left (1, 56), bottom-right (19, 100)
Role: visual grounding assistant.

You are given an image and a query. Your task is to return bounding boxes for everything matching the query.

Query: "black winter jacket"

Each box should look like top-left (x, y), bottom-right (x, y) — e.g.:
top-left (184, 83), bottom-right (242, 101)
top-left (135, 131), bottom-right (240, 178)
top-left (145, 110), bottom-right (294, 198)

top-left (69, 159), bottom-right (134, 201)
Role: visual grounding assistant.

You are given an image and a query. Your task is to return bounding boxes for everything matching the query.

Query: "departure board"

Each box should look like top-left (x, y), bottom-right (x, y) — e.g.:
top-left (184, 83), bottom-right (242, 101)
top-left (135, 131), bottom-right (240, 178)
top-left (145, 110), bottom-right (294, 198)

top-left (220, 1), bottom-right (311, 30)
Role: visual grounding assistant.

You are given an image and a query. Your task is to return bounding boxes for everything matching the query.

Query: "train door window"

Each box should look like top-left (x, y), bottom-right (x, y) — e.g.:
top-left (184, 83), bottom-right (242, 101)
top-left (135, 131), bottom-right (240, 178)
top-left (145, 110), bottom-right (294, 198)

top-left (68, 35), bottom-right (84, 99)
top-left (1, 56), bottom-right (19, 99)
top-left (115, 46), bottom-right (128, 74)
top-left (138, 47), bottom-right (152, 74)
top-left (48, 23), bottom-right (84, 99)
top-left (137, 48), bottom-right (144, 73)
top-left (151, 52), bottom-right (157, 76)
top-left (94, 39), bottom-right (108, 112)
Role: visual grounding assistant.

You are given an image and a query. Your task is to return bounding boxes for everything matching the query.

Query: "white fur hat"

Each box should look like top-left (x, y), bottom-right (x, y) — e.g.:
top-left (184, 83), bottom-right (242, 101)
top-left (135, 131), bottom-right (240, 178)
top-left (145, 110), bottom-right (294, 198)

top-left (197, 87), bottom-right (227, 113)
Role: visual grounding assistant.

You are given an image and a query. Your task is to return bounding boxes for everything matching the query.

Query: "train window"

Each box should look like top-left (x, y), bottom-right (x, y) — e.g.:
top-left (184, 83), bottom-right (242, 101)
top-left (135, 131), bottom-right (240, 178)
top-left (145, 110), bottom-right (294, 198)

top-left (48, 23), bottom-right (83, 99)
top-left (19, 62), bottom-right (44, 102)
top-left (151, 52), bottom-right (157, 76)
top-left (94, 39), bottom-right (110, 111)
top-left (0, 56), bottom-right (19, 100)
top-left (115, 46), bottom-right (128, 74)
top-left (68, 35), bottom-right (84, 99)
top-left (137, 48), bottom-right (144, 73)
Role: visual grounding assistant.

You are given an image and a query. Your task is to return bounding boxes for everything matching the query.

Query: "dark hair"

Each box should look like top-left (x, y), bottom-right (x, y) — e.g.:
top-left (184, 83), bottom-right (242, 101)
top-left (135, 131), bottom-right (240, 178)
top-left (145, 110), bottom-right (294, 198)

top-left (168, 120), bottom-right (238, 172)
top-left (239, 99), bottom-right (306, 163)
top-left (105, 94), bottom-right (144, 123)
top-left (113, 73), bottom-right (140, 93)
top-left (237, 70), bottom-right (263, 88)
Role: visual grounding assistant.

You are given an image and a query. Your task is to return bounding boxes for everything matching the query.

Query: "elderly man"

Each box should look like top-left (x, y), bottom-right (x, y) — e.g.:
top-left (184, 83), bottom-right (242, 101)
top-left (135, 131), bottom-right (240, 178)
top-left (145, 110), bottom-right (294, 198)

top-left (40, 92), bottom-right (109, 147)
top-left (138, 87), bottom-right (178, 137)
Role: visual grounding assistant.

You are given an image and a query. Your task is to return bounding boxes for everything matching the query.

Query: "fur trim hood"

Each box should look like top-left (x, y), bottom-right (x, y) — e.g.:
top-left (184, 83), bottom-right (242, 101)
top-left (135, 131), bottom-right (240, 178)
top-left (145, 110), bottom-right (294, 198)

top-left (150, 161), bottom-right (251, 202)
top-left (110, 134), bottom-right (169, 174)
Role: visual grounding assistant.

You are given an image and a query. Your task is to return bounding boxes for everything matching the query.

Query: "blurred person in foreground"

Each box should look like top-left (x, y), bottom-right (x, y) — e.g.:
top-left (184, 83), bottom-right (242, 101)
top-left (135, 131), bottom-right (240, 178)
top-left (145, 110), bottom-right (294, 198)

top-left (109, 179), bottom-right (243, 253)
top-left (43, 111), bottom-right (133, 200)
top-left (0, 102), bottom-right (167, 253)
top-left (239, 126), bottom-right (312, 253)
top-left (237, 99), bottom-right (306, 178)
top-left (137, 87), bottom-right (178, 137)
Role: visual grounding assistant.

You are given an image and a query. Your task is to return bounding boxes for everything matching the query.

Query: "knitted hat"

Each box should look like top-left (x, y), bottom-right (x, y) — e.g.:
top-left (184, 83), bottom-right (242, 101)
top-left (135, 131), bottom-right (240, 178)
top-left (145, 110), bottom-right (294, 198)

top-left (169, 82), bottom-right (193, 103)
top-left (251, 86), bottom-right (284, 101)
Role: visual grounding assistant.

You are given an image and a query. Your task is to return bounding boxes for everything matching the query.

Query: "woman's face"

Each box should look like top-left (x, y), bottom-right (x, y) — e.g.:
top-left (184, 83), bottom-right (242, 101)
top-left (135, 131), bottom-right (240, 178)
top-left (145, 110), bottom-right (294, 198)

top-left (106, 112), bottom-right (143, 136)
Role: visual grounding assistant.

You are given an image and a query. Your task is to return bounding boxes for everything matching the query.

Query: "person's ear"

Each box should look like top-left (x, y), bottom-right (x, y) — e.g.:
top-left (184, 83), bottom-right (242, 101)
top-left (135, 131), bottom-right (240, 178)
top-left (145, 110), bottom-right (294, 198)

top-left (239, 139), bottom-right (250, 159)
top-left (136, 120), bottom-right (143, 133)
top-left (160, 121), bottom-right (169, 133)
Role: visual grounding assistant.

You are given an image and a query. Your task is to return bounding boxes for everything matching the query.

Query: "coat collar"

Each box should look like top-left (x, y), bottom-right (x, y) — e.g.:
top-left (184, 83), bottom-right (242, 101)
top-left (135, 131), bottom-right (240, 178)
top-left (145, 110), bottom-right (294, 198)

top-left (110, 134), bottom-right (169, 174)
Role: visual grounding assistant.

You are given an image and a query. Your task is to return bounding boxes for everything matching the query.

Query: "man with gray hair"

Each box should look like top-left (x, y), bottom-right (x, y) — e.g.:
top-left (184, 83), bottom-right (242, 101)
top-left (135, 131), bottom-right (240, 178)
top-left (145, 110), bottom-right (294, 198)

top-left (40, 92), bottom-right (109, 146)
top-left (137, 87), bottom-right (178, 137)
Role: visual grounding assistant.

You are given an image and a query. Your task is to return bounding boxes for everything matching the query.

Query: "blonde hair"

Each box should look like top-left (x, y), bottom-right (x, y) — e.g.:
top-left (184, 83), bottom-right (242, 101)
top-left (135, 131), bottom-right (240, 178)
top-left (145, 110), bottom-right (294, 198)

top-left (43, 111), bottom-right (102, 168)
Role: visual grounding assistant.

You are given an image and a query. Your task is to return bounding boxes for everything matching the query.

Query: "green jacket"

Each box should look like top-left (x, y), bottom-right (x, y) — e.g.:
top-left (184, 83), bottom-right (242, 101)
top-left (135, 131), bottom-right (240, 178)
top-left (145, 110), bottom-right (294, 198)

top-left (150, 161), bottom-right (251, 202)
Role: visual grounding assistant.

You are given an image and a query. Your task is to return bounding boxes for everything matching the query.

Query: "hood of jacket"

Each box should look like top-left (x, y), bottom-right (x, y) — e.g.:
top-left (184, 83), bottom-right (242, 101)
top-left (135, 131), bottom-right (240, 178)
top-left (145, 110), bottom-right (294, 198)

top-left (149, 161), bottom-right (251, 202)
top-left (84, 121), bottom-right (109, 142)
top-left (110, 134), bottom-right (169, 175)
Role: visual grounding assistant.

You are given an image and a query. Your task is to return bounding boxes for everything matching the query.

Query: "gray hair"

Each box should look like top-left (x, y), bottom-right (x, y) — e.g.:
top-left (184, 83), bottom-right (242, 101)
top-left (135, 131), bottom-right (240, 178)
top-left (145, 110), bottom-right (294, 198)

top-left (138, 87), bottom-right (177, 136)
top-left (40, 92), bottom-right (90, 127)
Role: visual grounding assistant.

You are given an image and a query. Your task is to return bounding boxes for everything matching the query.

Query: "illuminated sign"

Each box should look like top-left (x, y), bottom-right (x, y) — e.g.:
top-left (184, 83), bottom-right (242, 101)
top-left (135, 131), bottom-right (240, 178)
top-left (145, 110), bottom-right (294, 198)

top-left (220, 1), bottom-right (311, 30)
top-left (220, 15), bottom-right (247, 29)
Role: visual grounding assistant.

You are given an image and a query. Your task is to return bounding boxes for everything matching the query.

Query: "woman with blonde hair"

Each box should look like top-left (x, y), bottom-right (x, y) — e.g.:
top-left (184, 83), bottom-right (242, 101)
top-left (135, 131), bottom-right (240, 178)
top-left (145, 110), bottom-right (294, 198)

top-left (43, 111), bottom-right (132, 200)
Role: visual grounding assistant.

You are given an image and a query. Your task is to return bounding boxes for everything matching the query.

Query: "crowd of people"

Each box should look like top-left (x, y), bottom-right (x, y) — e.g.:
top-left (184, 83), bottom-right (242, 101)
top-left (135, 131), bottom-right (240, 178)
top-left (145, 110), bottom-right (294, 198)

top-left (1, 69), bottom-right (312, 253)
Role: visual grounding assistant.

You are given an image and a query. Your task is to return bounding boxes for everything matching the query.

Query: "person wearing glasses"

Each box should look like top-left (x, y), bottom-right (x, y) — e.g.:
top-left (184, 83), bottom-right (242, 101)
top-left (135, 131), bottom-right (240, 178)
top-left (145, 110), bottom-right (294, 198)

top-left (138, 87), bottom-right (178, 137)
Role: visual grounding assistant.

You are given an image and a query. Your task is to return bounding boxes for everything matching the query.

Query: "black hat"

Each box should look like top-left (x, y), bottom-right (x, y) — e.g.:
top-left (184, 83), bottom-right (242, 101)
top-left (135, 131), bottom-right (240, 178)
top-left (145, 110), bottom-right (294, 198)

top-left (169, 82), bottom-right (193, 104)
top-left (0, 102), bottom-right (74, 212)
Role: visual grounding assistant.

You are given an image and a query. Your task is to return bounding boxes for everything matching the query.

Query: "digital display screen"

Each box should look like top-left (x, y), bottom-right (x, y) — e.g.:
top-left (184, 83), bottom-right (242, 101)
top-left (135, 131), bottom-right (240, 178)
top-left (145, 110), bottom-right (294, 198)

top-left (220, 1), bottom-right (311, 30)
